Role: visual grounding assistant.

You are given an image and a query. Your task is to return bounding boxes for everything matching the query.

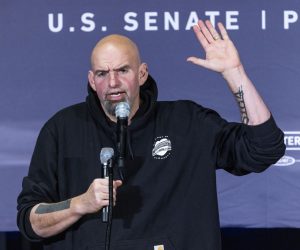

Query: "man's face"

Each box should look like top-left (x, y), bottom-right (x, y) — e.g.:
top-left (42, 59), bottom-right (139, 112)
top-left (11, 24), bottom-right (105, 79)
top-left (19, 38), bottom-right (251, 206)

top-left (88, 43), bottom-right (146, 120)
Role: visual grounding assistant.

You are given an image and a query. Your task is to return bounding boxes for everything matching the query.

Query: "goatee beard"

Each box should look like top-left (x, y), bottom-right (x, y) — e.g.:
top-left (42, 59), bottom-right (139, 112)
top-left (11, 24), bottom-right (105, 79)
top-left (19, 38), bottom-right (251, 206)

top-left (102, 98), bottom-right (130, 117)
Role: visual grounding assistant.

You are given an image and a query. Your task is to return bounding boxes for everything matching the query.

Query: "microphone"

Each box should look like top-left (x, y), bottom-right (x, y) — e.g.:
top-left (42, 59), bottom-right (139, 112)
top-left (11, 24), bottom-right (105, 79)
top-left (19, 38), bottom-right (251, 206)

top-left (100, 147), bottom-right (114, 222)
top-left (115, 102), bottom-right (130, 181)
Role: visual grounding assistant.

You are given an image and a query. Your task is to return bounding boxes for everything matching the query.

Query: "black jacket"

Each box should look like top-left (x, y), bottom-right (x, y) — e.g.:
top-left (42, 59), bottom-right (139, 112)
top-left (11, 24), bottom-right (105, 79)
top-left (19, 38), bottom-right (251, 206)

top-left (17, 75), bottom-right (285, 250)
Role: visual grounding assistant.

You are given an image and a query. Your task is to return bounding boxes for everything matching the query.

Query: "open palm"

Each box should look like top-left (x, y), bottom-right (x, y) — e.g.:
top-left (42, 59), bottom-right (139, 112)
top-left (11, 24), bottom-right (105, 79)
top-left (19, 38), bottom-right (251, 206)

top-left (187, 20), bottom-right (241, 74)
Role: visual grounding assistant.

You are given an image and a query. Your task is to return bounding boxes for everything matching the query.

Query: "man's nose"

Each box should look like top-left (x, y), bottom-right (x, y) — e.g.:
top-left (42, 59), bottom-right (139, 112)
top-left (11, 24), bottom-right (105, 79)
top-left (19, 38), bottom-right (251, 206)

top-left (108, 71), bottom-right (118, 87)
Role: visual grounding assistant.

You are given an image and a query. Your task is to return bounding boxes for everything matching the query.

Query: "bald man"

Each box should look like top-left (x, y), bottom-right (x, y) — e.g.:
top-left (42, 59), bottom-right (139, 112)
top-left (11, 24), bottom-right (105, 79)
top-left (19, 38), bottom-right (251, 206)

top-left (17, 20), bottom-right (285, 250)
top-left (88, 34), bottom-right (148, 122)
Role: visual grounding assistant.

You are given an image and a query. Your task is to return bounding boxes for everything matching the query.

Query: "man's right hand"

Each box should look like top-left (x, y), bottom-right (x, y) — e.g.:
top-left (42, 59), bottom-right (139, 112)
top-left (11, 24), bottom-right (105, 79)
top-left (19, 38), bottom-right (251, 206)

top-left (74, 179), bottom-right (123, 215)
top-left (30, 178), bottom-right (122, 238)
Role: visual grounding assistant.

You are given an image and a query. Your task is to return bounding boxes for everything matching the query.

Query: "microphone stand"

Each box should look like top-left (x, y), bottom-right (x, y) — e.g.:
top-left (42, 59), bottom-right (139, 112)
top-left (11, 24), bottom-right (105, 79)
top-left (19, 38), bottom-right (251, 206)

top-left (104, 158), bottom-right (114, 250)
top-left (115, 101), bottom-right (130, 181)
top-left (117, 116), bottom-right (128, 181)
top-left (100, 147), bottom-right (114, 250)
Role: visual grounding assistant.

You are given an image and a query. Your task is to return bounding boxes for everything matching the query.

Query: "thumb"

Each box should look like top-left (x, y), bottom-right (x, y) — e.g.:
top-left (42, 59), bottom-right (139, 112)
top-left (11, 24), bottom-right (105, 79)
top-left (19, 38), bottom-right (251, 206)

top-left (187, 57), bottom-right (209, 69)
top-left (114, 180), bottom-right (123, 188)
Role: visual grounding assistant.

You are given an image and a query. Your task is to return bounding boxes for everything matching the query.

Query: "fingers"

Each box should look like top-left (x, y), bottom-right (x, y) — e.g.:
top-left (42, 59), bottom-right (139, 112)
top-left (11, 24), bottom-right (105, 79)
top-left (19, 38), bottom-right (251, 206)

top-left (197, 20), bottom-right (215, 44)
top-left (90, 179), bottom-right (122, 207)
top-left (187, 19), bottom-right (230, 69)
top-left (112, 180), bottom-right (122, 206)
top-left (192, 24), bottom-right (209, 50)
top-left (114, 180), bottom-right (123, 188)
top-left (92, 179), bottom-right (122, 191)
top-left (192, 20), bottom-right (229, 45)
top-left (205, 20), bottom-right (222, 41)
top-left (217, 22), bottom-right (230, 40)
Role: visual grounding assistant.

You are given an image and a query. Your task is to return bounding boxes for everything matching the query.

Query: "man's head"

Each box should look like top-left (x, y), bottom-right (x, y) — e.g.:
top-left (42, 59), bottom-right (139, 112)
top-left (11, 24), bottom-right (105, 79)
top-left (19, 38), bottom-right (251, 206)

top-left (88, 34), bottom-right (148, 122)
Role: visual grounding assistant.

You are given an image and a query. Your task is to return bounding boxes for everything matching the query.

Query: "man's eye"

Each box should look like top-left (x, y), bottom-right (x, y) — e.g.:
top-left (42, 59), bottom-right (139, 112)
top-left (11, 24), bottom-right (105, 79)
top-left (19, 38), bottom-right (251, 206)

top-left (96, 71), bottom-right (107, 78)
top-left (119, 68), bottom-right (129, 74)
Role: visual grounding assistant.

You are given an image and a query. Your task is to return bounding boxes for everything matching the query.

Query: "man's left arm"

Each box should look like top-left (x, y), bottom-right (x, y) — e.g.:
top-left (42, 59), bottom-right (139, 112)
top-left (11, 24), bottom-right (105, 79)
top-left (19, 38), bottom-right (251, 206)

top-left (187, 20), bottom-right (270, 125)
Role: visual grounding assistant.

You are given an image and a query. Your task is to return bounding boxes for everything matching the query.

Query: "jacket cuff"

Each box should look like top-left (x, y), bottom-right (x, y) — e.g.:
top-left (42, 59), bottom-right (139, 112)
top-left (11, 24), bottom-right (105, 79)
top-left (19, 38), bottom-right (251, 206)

top-left (244, 115), bottom-right (281, 138)
top-left (22, 206), bottom-right (43, 241)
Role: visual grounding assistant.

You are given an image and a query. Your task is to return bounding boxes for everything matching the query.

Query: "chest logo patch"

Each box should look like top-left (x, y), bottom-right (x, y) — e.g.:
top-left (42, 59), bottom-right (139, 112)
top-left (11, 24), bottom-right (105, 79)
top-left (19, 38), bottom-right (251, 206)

top-left (152, 136), bottom-right (172, 159)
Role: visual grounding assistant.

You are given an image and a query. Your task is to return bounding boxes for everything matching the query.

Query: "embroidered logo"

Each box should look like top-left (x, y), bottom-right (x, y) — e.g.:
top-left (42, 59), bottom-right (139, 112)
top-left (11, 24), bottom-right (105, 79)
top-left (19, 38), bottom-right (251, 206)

top-left (154, 245), bottom-right (164, 250)
top-left (152, 136), bottom-right (172, 159)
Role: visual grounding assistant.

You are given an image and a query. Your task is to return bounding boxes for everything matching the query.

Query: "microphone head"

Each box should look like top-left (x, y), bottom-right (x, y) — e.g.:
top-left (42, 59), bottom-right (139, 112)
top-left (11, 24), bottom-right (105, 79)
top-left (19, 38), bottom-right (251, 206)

top-left (100, 147), bottom-right (114, 164)
top-left (115, 102), bottom-right (130, 118)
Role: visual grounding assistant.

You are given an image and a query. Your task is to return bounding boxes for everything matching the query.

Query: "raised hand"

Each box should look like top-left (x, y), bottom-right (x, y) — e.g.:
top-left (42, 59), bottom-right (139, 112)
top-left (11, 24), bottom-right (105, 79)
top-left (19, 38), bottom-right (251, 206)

top-left (187, 20), bottom-right (241, 75)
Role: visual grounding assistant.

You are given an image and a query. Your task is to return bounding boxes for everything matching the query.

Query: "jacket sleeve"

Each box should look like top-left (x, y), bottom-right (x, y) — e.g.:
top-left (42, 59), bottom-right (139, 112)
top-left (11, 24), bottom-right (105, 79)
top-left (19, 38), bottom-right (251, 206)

top-left (17, 122), bottom-right (59, 241)
top-left (215, 115), bottom-right (286, 175)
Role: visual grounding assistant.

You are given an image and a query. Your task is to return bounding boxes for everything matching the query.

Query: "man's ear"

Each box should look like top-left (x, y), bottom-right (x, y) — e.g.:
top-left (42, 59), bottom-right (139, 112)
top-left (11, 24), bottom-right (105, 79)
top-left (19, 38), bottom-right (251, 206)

top-left (88, 70), bottom-right (96, 91)
top-left (138, 63), bottom-right (148, 86)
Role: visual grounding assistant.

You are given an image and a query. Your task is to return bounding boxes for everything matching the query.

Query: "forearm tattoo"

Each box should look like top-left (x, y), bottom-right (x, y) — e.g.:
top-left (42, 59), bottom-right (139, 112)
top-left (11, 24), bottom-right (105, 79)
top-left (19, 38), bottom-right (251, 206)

top-left (234, 86), bottom-right (249, 125)
top-left (35, 199), bottom-right (71, 214)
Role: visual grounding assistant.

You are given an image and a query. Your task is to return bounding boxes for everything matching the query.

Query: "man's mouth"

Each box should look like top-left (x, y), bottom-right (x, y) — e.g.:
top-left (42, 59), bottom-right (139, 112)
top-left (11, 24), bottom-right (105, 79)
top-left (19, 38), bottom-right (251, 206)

top-left (110, 92), bottom-right (122, 97)
top-left (106, 91), bottom-right (126, 101)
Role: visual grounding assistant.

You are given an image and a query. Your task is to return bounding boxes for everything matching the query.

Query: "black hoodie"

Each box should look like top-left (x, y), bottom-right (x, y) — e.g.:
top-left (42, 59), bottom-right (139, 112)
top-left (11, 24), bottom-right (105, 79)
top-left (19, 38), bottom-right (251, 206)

top-left (17, 75), bottom-right (285, 250)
